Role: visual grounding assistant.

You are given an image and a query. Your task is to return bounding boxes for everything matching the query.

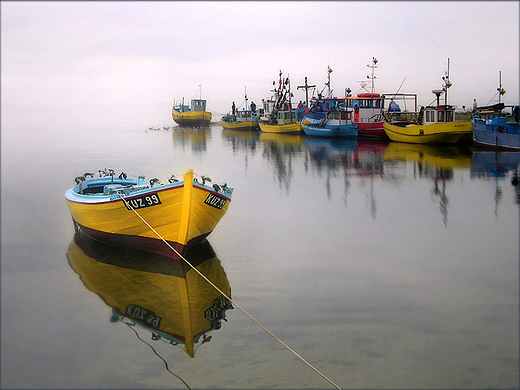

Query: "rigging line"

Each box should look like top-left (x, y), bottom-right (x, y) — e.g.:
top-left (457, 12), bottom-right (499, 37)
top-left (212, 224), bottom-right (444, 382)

top-left (116, 192), bottom-right (342, 390)
top-left (124, 322), bottom-right (191, 390)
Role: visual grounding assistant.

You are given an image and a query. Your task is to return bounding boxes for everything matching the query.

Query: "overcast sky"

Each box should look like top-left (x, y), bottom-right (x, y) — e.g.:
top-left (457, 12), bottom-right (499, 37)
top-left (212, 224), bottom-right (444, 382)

top-left (2, 1), bottom-right (519, 127)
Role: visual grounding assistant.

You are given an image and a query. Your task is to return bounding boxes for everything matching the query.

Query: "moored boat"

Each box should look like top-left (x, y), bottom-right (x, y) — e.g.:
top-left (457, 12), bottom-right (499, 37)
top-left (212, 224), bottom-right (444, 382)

top-left (301, 109), bottom-right (358, 138)
top-left (472, 103), bottom-right (520, 150)
top-left (65, 169), bottom-right (233, 258)
top-left (471, 73), bottom-right (520, 151)
top-left (220, 92), bottom-right (260, 131)
top-left (258, 70), bottom-right (302, 134)
top-left (383, 58), bottom-right (472, 144)
top-left (172, 98), bottom-right (212, 127)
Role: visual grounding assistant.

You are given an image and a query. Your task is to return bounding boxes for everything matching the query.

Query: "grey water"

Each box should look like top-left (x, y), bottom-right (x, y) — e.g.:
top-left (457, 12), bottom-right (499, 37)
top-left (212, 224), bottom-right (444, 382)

top-left (1, 123), bottom-right (519, 389)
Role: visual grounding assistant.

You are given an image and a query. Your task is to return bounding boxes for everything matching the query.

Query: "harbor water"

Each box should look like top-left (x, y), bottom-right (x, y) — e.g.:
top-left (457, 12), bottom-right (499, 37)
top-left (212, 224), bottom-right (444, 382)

top-left (1, 123), bottom-right (519, 389)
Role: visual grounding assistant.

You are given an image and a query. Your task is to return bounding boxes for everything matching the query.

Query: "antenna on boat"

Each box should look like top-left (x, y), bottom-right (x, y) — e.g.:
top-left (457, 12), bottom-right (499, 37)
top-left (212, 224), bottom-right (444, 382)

top-left (327, 65), bottom-right (333, 98)
top-left (199, 84), bottom-right (202, 100)
top-left (244, 86), bottom-right (249, 119)
top-left (441, 58), bottom-right (452, 105)
top-left (367, 57), bottom-right (378, 95)
top-left (497, 71), bottom-right (506, 103)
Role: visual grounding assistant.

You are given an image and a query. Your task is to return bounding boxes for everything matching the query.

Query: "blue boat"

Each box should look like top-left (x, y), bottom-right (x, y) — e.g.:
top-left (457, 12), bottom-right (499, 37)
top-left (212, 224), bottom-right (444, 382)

top-left (301, 110), bottom-right (358, 138)
top-left (472, 103), bottom-right (520, 151)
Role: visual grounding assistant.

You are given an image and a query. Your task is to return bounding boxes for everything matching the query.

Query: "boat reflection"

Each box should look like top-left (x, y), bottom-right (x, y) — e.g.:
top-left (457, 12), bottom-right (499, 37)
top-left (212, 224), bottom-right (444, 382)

top-left (67, 231), bottom-right (232, 358)
top-left (303, 138), bottom-right (388, 216)
top-left (258, 132), bottom-right (305, 193)
top-left (171, 126), bottom-right (212, 154)
top-left (471, 150), bottom-right (520, 212)
top-left (384, 142), bottom-right (473, 225)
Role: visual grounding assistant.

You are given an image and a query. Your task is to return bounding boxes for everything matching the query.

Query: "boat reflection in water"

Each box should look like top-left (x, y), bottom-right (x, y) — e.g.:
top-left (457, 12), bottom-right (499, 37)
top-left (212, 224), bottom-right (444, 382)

top-left (67, 230), bottom-right (232, 358)
top-left (471, 150), bottom-right (520, 211)
top-left (384, 142), bottom-right (473, 225)
top-left (171, 126), bottom-right (212, 154)
top-left (303, 138), bottom-right (388, 216)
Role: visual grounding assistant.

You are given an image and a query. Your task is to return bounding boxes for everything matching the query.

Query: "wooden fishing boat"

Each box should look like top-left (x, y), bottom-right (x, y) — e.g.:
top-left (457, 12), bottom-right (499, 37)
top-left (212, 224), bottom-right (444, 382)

top-left (472, 103), bottom-right (520, 151)
top-left (172, 98), bottom-right (212, 127)
top-left (258, 70), bottom-right (302, 134)
top-left (301, 109), bottom-right (358, 138)
top-left (221, 111), bottom-right (259, 130)
top-left (383, 59), bottom-right (472, 144)
top-left (65, 169), bottom-right (233, 258)
top-left (67, 231), bottom-right (232, 358)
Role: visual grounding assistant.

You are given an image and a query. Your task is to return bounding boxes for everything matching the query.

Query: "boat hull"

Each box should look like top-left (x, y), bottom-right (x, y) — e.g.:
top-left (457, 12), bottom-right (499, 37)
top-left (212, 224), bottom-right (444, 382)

top-left (258, 121), bottom-right (302, 134)
top-left (302, 123), bottom-right (357, 138)
top-left (220, 120), bottom-right (259, 131)
top-left (356, 122), bottom-right (386, 138)
top-left (65, 170), bottom-right (231, 258)
top-left (472, 120), bottom-right (520, 151)
top-left (383, 121), bottom-right (472, 144)
top-left (172, 110), bottom-right (212, 126)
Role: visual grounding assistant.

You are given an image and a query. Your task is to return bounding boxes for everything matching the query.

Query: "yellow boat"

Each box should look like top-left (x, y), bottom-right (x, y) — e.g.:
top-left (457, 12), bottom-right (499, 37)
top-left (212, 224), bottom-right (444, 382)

top-left (67, 231), bottom-right (232, 358)
top-left (258, 119), bottom-right (302, 134)
top-left (172, 98), bottom-right (212, 127)
top-left (383, 58), bottom-right (472, 144)
top-left (65, 169), bottom-right (233, 258)
top-left (220, 110), bottom-right (259, 131)
top-left (258, 70), bottom-right (302, 134)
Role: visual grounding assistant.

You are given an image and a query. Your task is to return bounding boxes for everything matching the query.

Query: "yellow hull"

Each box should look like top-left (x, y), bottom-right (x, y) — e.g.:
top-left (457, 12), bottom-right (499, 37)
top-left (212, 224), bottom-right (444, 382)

top-left (67, 232), bottom-right (231, 358)
top-left (65, 170), bottom-right (231, 257)
top-left (258, 121), bottom-right (302, 134)
top-left (172, 110), bottom-right (212, 126)
top-left (383, 121), bottom-right (472, 144)
top-left (220, 120), bottom-right (259, 131)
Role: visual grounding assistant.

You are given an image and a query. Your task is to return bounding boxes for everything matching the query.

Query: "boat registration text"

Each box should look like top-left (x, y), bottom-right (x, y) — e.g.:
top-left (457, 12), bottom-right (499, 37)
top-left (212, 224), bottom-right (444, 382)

top-left (205, 193), bottom-right (227, 209)
top-left (125, 304), bottom-right (162, 329)
top-left (124, 193), bottom-right (161, 210)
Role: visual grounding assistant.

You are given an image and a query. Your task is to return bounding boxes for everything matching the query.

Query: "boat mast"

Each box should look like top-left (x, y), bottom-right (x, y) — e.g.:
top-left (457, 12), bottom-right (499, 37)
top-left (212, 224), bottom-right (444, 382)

top-left (497, 71), bottom-right (506, 104)
top-left (367, 57), bottom-right (378, 95)
top-left (245, 86), bottom-right (249, 119)
top-left (327, 65), bottom-right (333, 98)
top-left (442, 58), bottom-right (452, 105)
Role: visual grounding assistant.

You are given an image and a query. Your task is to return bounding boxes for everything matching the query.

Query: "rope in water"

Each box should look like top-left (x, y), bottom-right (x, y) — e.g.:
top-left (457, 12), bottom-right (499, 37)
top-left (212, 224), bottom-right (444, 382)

top-left (117, 192), bottom-right (342, 390)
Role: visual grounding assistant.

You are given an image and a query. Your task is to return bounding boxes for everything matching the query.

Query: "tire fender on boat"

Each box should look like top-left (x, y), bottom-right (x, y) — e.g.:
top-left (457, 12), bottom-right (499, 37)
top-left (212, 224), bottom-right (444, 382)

top-left (497, 124), bottom-right (504, 133)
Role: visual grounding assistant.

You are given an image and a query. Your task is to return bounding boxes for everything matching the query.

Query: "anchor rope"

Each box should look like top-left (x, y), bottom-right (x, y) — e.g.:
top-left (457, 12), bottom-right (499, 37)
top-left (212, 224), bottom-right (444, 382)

top-left (124, 322), bottom-right (191, 390)
top-left (116, 192), bottom-right (342, 390)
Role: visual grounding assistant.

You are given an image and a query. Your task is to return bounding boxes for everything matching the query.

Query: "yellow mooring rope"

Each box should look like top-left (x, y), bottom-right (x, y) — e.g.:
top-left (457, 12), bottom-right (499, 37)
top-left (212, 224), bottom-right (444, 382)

top-left (117, 192), bottom-right (341, 390)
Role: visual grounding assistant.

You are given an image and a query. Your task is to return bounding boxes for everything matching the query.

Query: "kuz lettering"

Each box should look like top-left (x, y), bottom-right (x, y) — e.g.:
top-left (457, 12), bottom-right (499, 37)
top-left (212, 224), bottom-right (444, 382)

top-left (124, 193), bottom-right (161, 210)
top-left (204, 193), bottom-right (227, 209)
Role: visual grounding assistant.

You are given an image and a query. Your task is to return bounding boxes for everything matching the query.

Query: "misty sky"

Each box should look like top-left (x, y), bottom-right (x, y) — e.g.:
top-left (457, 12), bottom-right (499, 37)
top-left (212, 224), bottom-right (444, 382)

top-left (1, 1), bottom-right (519, 128)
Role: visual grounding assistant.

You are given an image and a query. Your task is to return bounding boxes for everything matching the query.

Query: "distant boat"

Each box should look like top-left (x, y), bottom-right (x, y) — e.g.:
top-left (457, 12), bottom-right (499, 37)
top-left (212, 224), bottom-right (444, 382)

top-left (258, 70), bottom-right (302, 134)
top-left (383, 58), bottom-right (472, 144)
top-left (472, 103), bottom-right (520, 150)
top-left (172, 98), bottom-right (212, 127)
top-left (65, 169), bottom-right (233, 258)
top-left (220, 91), bottom-right (260, 131)
top-left (67, 231), bottom-right (232, 359)
top-left (301, 109), bottom-right (358, 138)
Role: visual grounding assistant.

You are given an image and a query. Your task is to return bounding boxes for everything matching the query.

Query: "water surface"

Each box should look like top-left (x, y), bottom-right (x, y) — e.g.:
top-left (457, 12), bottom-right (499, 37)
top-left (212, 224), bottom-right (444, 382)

top-left (1, 123), bottom-right (518, 389)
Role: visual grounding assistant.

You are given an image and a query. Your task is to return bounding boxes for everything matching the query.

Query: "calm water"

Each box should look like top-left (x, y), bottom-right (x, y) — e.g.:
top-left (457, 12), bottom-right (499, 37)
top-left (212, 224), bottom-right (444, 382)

top-left (1, 122), bottom-right (519, 389)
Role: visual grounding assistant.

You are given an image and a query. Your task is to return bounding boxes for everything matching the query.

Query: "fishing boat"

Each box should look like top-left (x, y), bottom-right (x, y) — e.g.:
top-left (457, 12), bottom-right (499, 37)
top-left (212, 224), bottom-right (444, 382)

top-left (220, 91), bottom-right (260, 131)
top-left (67, 231), bottom-right (232, 358)
top-left (471, 73), bottom-right (520, 151)
top-left (258, 71), bottom-right (302, 134)
top-left (172, 98), bottom-right (212, 127)
top-left (65, 168), bottom-right (233, 258)
top-left (383, 58), bottom-right (472, 144)
top-left (342, 58), bottom-right (418, 138)
top-left (301, 109), bottom-right (358, 138)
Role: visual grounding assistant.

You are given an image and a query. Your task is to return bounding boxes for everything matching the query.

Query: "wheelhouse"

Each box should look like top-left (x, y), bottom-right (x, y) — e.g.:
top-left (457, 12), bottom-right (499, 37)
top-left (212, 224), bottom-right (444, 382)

top-left (191, 99), bottom-right (207, 112)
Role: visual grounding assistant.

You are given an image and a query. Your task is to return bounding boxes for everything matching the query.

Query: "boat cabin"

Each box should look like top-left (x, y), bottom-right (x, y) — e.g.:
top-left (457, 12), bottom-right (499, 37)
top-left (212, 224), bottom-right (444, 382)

top-left (420, 104), bottom-right (456, 125)
top-left (191, 99), bottom-right (207, 112)
top-left (276, 110), bottom-right (298, 125)
top-left (345, 93), bottom-right (383, 110)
